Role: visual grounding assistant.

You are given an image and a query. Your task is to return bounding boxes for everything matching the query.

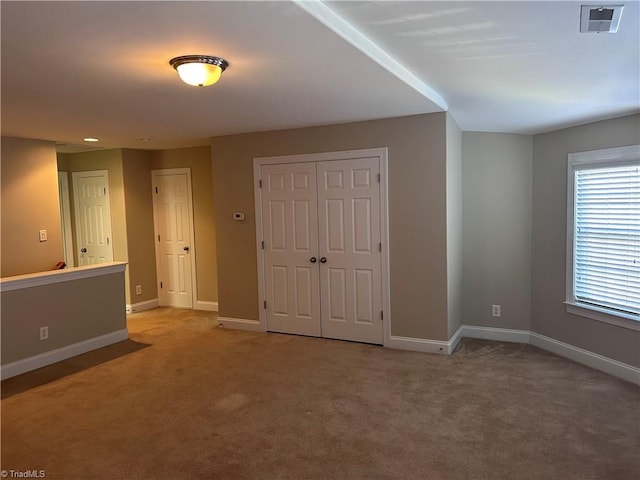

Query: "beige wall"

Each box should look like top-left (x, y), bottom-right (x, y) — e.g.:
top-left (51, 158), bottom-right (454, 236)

top-left (446, 113), bottom-right (463, 337)
top-left (1, 137), bottom-right (63, 276)
top-left (59, 149), bottom-right (128, 265)
top-left (462, 132), bottom-right (532, 331)
top-left (211, 113), bottom-right (451, 340)
top-left (1, 269), bottom-right (126, 364)
top-left (59, 146), bottom-right (217, 306)
top-left (531, 114), bottom-right (640, 366)
top-left (122, 149), bottom-right (158, 303)
top-left (58, 149), bottom-right (131, 300)
top-left (150, 146), bottom-right (218, 303)
top-left (56, 152), bottom-right (69, 170)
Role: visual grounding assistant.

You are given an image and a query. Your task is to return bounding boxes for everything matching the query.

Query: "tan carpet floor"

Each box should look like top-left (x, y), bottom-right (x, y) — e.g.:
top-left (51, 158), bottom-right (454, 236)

top-left (2, 307), bottom-right (639, 479)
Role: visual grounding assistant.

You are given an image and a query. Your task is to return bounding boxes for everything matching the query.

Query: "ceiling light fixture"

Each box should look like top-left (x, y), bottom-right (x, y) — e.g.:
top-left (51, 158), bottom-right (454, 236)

top-left (83, 137), bottom-right (99, 142)
top-left (169, 55), bottom-right (229, 87)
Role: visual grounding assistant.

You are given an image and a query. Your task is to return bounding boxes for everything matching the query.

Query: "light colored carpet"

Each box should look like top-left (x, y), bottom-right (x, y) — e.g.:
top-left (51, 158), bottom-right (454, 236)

top-left (2, 307), bottom-right (638, 479)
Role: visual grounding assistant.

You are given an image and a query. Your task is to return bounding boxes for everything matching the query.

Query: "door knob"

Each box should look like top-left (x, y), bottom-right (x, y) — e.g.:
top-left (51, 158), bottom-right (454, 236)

top-left (183, 246), bottom-right (190, 252)
top-left (320, 257), bottom-right (327, 263)
top-left (80, 248), bottom-right (87, 253)
top-left (310, 257), bottom-right (317, 263)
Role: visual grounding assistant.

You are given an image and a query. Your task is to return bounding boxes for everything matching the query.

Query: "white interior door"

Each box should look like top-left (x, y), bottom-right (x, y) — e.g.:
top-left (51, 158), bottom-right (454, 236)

top-left (152, 169), bottom-right (196, 309)
top-left (259, 156), bottom-right (383, 344)
top-left (261, 163), bottom-right (321, 336)
top-left (318, 158), bottom-right (383, 344)
top-left (72, 170), bottom-right (113, 265)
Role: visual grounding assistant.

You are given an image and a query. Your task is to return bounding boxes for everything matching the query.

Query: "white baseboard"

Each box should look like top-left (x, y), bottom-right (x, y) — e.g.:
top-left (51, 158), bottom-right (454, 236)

top-left (218, 317), bottom-right (263, 332)
top-left (126, 299), bottom-right (218, 313)
top-left (195, 301), bottom-right (218, 312)
top-left (455, 325), bottom-right (639, 385)
top-left (0, 329), bottom-right (129, 380)
top-left (388, 335), bottom-right (452, 355)
top-left (126, 299), bottom-right (159, 314)
top-left (529, 332), bottom-right (640, 385)
top-left (460, 325), bottom-right (531, 344)
top-left (387, 325), bottom-right (466, 355)
top-left (448, 325), bottom-right (465, 353)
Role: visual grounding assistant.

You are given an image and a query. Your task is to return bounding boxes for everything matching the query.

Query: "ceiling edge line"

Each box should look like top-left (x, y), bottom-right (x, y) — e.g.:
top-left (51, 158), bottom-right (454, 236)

top-left (292, 0), bottom-right (448, 111)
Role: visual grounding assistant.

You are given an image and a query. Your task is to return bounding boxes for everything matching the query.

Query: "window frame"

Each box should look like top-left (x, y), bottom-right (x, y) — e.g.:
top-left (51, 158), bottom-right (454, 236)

top-left (565, 144), bottom-right (640, 331)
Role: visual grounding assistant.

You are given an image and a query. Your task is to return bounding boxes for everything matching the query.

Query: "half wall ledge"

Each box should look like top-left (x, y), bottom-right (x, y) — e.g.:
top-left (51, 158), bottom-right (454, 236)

top-left (1, 262), bottom-right (128, 380)
top-left (0, 261), bottom-right (127, 292)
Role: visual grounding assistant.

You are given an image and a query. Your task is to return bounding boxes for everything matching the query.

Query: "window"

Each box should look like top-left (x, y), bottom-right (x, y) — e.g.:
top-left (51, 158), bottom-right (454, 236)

top-left (566, 145), bottom-right (639, 330)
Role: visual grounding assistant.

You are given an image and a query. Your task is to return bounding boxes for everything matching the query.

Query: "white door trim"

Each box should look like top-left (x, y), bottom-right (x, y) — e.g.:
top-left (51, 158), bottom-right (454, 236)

top-left (253, 148), bottom-right (391, 346)
top-left (58, 171), bottom-right (74, 267)
top-left (151, 168), bottom-right (198, 309)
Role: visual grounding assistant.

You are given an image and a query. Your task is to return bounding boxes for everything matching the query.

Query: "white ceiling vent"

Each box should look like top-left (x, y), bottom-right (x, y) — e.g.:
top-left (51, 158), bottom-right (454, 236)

top-left (580, 5), bottom-right (624, 33)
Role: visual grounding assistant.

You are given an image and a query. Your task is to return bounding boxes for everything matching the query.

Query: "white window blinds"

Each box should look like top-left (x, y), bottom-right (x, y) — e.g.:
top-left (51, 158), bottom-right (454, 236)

top-left (573, 162), bottom-right (640, 316)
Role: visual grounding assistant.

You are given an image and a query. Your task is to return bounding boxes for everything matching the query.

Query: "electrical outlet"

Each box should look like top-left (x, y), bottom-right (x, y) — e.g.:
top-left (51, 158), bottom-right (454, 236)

top-left (136, 285), bottom-right (142, 295)
top-left (492, 305), bottom-right (501, 318)
top-left (40, 326), bottom-right (49, 340)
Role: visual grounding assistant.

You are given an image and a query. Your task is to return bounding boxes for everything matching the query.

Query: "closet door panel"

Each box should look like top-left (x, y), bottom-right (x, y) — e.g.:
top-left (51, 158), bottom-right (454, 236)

top-left (261, 163), bottom-right (321, 337)
top-left (317, 157), bottom-right (383, 344)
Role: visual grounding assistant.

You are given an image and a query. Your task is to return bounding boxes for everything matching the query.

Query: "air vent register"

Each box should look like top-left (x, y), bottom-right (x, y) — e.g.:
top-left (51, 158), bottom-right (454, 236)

top-left (580, 5), bottom-right (624, 33)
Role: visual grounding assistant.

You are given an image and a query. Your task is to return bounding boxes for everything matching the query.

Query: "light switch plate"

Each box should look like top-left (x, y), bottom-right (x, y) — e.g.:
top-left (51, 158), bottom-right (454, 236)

top-left (39, 229), bottom-right (47, 242)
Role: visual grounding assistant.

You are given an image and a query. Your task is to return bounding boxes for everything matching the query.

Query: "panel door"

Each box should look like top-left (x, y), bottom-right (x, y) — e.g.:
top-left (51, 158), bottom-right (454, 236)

top-left (72, 170), bottom-right (113, 266)
top-left (153, 172), bottom-right (194, 308)
top-left (317, 158), bottom-right (383, 344)
top-left (261, 163), bottom-right (321, 336)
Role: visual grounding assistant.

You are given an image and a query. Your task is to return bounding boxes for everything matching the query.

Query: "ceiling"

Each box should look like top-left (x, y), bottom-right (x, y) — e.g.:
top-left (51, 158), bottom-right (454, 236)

top-left (1, 1), bottom-right (638, 151)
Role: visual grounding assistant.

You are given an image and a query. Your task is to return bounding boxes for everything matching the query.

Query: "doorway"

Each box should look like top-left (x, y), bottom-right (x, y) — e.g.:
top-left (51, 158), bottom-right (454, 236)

top-left (151, 168), bottom-right (197, 308)
top-left (58, 171), bottom-right (74, 267)
top-left (72, 170), bottom-right (114, 265)
top-left (254, 148), bottom-right (390, 345)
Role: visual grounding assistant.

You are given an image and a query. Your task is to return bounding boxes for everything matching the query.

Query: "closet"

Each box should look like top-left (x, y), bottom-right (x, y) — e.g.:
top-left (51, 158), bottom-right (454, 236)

top-left (256, 150), bottom-right (387, 344)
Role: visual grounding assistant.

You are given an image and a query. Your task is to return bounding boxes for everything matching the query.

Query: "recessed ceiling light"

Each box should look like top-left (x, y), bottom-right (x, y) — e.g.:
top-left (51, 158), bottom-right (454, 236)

top-left (83, 137), bottom-right (99, 142)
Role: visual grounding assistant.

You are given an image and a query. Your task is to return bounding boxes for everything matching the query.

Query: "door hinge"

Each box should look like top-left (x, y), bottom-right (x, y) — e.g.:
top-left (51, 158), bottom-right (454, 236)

top-left (377, 173), bottom-right (381, 183)
top-left (379, 242), bottom-right (382, 252)
top-left (264, 300), bottom-right (267, 309)
top-left (160, 281), bottom-right (163, 289)
top-left (259, 179), bottom-right (262, 188)
top-left (106, 237), bottom-right (110, 245)
top-left (155, 186), bottom-right (158, 194)
top-left (261, 241), bottom-right (264, 250)
top-left (157, 235), bottom-right (160, 242)
top-left (104, 187), bottom-right (107, 195)
top-left (381, 311), bottom-right (384, 321)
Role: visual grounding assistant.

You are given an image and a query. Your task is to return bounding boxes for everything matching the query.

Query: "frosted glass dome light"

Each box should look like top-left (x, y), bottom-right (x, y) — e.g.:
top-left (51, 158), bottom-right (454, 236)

top-left (169, 55), bottom-right (229, 87)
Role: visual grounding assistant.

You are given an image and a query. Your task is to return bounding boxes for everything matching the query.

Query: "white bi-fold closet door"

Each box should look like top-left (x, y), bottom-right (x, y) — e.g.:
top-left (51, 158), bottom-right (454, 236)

top-left (259, 155), bottom-right (383, 345)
